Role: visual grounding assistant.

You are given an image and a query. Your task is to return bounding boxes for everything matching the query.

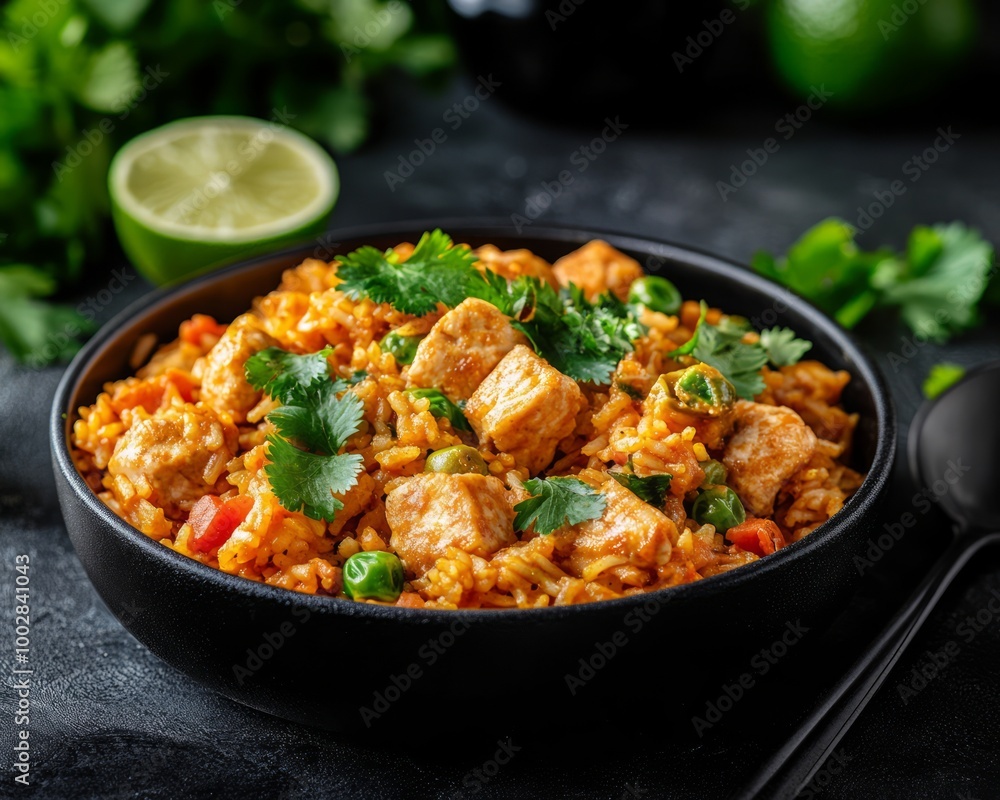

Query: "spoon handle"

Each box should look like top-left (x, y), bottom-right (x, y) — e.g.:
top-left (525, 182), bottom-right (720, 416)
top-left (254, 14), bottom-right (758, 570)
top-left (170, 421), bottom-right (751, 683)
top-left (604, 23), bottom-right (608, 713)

top-left (733, 531), bottom-right (1000, 800)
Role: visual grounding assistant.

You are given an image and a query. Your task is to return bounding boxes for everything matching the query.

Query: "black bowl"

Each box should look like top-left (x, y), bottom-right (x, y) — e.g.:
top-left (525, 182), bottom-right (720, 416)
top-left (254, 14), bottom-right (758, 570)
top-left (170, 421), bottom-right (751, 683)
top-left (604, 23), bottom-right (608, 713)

top-left (51, 222), bottom-right (895, 733)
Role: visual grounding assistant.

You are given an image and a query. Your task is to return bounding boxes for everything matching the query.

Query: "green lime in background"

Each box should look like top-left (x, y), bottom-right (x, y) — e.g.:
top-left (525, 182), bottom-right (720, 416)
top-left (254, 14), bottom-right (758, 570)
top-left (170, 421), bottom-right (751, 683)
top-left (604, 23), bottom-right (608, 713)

top-left (766, 0), bottom-right (977, 111)
top-left (109, 116), bottom-right (339, 285)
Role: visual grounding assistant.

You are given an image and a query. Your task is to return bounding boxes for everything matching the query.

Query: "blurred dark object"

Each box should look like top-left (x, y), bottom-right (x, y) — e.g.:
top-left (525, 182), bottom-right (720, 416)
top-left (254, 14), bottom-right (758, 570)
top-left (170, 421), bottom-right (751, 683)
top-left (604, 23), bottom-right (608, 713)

top-left (444, 0), bottom-right (763, 124)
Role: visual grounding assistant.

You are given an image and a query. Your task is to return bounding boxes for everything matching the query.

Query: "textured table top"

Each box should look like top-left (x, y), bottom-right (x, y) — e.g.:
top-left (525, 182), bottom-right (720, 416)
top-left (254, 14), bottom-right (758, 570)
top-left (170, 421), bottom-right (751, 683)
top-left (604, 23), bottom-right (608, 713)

top-left (3, 76), bottom-right (1000, 799)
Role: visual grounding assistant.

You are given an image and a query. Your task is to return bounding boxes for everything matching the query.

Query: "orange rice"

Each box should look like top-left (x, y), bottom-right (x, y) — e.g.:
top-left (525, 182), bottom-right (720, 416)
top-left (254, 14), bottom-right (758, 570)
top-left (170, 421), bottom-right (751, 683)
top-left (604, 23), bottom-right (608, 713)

top-left (71, 242), bottom-right (865, 609)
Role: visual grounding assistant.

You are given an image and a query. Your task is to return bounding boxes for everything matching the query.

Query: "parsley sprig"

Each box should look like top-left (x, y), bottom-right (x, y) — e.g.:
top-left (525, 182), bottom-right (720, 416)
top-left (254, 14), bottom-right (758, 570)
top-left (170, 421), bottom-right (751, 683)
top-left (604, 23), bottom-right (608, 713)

top-left (245, 348), bottom-right (365, 522)
top-left (513, 477), bottom-right (607, 535)
top-left (610, 471), bottom-right (672, 507)
top-left (752, 219), bottom-right (996, 340)
top-left (670, 309), bottom-right (811, 400)
top-left (336, 230), bottom-right (646, 384)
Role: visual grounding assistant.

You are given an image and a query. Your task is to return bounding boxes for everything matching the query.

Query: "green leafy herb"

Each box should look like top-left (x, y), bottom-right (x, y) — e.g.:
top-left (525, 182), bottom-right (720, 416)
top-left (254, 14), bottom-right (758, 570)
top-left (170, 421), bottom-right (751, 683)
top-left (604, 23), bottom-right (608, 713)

top-left (263, 437), bottom-right (364, 522)
top-left (759, 327), bottom-right (812, 367)
top-left (878, 223), bottom-right (995, 342)
top-left (610, 471), bottom-right (672, 507)
top-left (752, 219), bottom-right (996, 340)
top-left (336, 234), bottom-right (646, 384)
top-left (922, 363), bottom-right (966, 400)
top-left (513, 477), bottom-right (607, 535)
top-left (668, 301), bottom-right (708, 357)
top-left (0, 1), bottom-right (456, 364)
top-left (692, 323), bottom-right (769, 400)
top-left (404, 387), bottom-right (471, 431)
top-left (336, 230), bottom-right (482, 316)
top-left (245, 346), bottom-right (364, 522)
top-left (0, 266), bottom-right (95, 365)
top-left (245, 347), bottom-right (332, 404)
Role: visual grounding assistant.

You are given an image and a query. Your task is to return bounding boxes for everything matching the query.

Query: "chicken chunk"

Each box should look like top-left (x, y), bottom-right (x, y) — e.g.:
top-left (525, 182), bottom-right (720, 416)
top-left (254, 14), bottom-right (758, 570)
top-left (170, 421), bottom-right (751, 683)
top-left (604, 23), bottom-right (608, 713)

top-left (465, 345), bottom-right (586, 475)
top-left (406, 298), bottom-right (528, 401)
top-left (474, 244), bottom-right (560, 289)
top-left (199, 314), bottom-right (279, 423)
top-left (558, 470), bottom-right (676, 579)
top-left (386, 472), bottom-right (516, 576)
top-left (551, 239), bottom-right (644, 302)
top-left (722, 401), bottom-right (818, 516)
top-left (108, 402), bottom-right (239, 518)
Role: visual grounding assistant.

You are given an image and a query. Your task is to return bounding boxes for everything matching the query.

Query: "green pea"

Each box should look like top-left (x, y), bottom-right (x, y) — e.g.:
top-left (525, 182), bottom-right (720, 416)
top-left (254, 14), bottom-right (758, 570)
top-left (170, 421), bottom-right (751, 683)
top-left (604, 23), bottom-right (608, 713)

top-left (628, 276), bottom-right (682, 315)
top-left (343, 551), bottom-right (404, 602)
top-left (424, 445), bottom-right (489, 475)
top-left (379, 331), bottom-right (422, 365)
top-left (670, 363), bottom-right (736, 416)
top-left (700, 459), bottom-right (728, 487)
top-left (692, 486), bottom-right (746, 533)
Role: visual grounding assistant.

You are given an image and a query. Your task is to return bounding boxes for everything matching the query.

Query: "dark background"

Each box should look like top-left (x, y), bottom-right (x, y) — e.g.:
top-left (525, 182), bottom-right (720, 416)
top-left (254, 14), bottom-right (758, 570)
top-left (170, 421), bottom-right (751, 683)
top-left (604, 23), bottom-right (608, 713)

top-left (4, 2), bottom-right (1000, 798)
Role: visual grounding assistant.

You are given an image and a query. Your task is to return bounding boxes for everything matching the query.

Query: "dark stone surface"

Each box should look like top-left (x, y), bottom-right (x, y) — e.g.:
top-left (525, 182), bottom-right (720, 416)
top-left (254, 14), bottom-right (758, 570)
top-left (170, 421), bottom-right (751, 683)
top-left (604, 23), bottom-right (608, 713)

top-left (2, 75), bottom-right (1000, 798)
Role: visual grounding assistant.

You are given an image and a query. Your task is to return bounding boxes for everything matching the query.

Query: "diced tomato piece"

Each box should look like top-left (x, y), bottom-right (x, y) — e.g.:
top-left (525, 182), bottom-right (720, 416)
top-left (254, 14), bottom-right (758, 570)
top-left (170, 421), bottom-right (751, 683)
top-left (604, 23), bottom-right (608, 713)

top-left (726, 518), bottom-right (786, 557)
top-left (179, 314), bottom-right (228, 348)
top-left (189, 494), bottom-right (254, 552)
top-left (394, 591), bottom-right (426, 609)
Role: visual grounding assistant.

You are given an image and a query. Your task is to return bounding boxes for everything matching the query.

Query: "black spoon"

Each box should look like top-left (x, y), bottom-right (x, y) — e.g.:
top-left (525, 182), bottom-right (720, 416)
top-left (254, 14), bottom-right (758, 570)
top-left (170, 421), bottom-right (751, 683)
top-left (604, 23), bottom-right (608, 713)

top-left (735, 362), bottom-right (1000, 800)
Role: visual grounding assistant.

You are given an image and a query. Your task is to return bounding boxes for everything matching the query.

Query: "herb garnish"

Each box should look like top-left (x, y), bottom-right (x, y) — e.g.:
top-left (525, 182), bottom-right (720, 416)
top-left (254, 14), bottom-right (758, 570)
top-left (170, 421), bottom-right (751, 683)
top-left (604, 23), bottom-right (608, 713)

top-left (513, 477), bottom-right (607, 535)
top-left (245, 348), bottom-right (365, 522)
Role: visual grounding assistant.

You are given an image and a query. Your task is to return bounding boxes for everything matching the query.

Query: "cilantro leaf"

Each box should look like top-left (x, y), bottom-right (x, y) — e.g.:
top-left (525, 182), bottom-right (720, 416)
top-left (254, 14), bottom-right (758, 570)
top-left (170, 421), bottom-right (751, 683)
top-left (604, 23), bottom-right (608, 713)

top-left (0, 266), bottom-right (95, 365)
top-left (751, 219), bottom-right (887, 329)
top-left (668, 300), bottom-right (708, 357)
top-left (249, 346), bottom-right (366, 522)
top-left (922, 363), bottom-right (966, 400)
top-left (336, 229), bottom-right (482, 316)
top-left (501, 281), bottom-right (645, 384)
top-left (759, 327), bottom-right (812, 367)
top-left (245, 347), bottom-right (333, 404)
top-left (751, 219), bottom-right (996, 340)
top-left (693, 324), bottom-right (768, 400)
top-left (264, 436), bottom-right (364, 522)
top-left (513, 477), bottom-right (607, 535)
top-left (878, 223), bottom-right (994, 342)
top-left (269, 382), bottom-right (365, 455)
top-left (610, 472), bottom-right (672, 507)
top-left (404, 387), bottom-right (471, 431)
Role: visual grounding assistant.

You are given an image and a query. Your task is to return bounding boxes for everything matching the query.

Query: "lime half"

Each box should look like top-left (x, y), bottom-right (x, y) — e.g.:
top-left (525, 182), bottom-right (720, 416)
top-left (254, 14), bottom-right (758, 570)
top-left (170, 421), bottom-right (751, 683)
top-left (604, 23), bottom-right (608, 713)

top-left (109, 116), bottom-right (339, 285)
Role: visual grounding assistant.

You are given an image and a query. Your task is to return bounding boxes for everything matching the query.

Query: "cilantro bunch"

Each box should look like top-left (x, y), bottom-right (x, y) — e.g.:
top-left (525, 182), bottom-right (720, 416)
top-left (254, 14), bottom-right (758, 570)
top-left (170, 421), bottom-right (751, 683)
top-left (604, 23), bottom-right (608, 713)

top-left (245, 348), bottom-right (366, 522)
top-left (337, 230), bottom-right (646, 385)
top-left (0, 0), bottom-right (455, 365)
top-left (753, 219), bottom-right (996, 341)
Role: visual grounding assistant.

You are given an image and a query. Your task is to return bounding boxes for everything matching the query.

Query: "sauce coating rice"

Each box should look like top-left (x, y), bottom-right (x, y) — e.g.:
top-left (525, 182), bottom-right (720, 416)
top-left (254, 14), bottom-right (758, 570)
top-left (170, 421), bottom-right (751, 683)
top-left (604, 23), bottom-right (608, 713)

top-left (72, 239), bottom-right (865, 608)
